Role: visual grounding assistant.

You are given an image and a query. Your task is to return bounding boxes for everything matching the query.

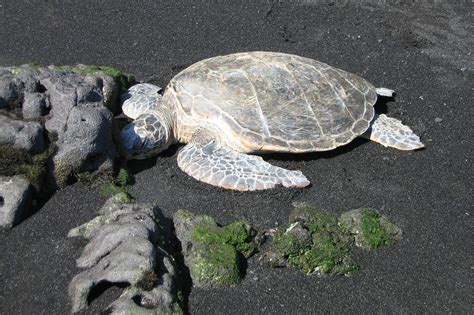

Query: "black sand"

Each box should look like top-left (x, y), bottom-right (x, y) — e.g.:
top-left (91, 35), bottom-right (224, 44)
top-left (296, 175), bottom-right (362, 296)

top-left (0, 1), bottom-right (472, 314)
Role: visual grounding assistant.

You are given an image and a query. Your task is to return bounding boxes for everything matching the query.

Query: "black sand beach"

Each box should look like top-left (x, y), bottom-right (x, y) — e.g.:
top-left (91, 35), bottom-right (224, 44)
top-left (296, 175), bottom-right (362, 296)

top-left (0, 1), bottom-right (472, 314)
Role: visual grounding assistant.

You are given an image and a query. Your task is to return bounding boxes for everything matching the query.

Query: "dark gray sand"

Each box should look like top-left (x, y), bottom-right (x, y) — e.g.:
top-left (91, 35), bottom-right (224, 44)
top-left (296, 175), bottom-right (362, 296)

top-left (0, 1), bottom-right (472, 314)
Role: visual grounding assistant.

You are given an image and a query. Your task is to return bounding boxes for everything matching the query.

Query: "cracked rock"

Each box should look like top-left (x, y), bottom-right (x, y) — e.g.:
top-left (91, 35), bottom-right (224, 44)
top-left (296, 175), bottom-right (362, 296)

top-left (0, 65), bottom-right (121, 188)
top-left (68, 194), bottom-right (181, 314)
top-left (40, 71), bottom-right (116, 187)
top-left (52, 106), bottom-right (115, 187)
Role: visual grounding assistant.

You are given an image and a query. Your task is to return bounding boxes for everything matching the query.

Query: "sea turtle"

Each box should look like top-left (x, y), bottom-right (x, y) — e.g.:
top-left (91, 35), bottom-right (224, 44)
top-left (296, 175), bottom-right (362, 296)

top-left (119, 51), bottom-right (423, 191)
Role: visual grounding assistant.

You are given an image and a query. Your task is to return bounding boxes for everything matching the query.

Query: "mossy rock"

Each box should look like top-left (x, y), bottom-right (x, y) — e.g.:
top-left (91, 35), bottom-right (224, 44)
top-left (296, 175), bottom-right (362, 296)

top-left (174, 210), bottom-right (256, 287)
top-left (188, 242), bottom-right (241, 286)
top-left (270, 204), bottom-right (402, 276)
top-left (287, 232), bottom-right (357, 275)
top-left (339, 208), bottom-right (402, 250)
top-left (6, 63), bottom-right (42, 75)
top-left (98, 167), bottom-right (133, 199)
top-left (193, 220), bottom-right (257, 259)
top-left (273, 221), bottom-right (312, 257)
top-left (98, 192), bottom-right (132, 215)
top-left (48, 64), bottom-right (135, 90)
top-left (190, 218), bottom-right (256, 286)
top-left (174, 208), bottom-right (195, 222)
top-left (0, 144), bottom-right (55, 193)
top-left (272, 204), bottom-right (357, 276)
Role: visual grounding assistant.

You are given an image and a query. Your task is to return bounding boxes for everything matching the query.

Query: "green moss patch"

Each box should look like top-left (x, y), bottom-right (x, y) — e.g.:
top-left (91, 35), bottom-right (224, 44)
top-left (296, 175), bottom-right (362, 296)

top-left (99, 167), bottom-right (133, 198)
top-left (190, 219), bottom-right (255, 285)
top-left (274, 222), bottom-right (312, 257)
top-left (176, 210), bottom-right (256, 287)
top-left (190, 241), bottom-right (241, 286)
top-left (339, 208), bottom-right (402, 250)
top-left (193, 220), bottom-right (256, 259)
top-left (49, 64), bottom-right (135, 90)
top-left (7, 63), bottom-right (42, 75)
top-left (0, 144), bottom-right (55, 193)
top-left (274, 205), bottom-right (357, 276)
top-left (361, 208), bottom-right (395, 249)
top-left (78, 65), bottom-right (123, 78)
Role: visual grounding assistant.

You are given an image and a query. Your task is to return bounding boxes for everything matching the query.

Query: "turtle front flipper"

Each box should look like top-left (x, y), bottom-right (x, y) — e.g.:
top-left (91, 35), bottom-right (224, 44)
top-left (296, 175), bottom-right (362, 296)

top-left (177, 141), bottom-right (310, 191)
top-left (363, 114), bottom-right (424, 150)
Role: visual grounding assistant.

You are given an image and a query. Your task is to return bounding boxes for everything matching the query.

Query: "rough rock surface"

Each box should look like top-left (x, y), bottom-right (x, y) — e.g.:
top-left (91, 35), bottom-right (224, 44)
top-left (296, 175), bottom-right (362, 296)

top-left (339, 208), bottom-right (402, 250)
top-left (0, 64), bottom-right (121, 188)
top-left (107, 284), bottom-right (178, 315)
top-left (173, 209), bottom-right (255, 288)
top-left (40, 71), bottom-right (116, 187)
top-left (41, 71), bottom-right (104, 137)
top-left (0, 115), bottom-right (45, 153)
top-left (68, 194), bottom-right (180, 314)
top-left (52, 106), bottom-right (115, 187)
top-left (22, 91), bottom-right (50, 119)
top-left (266, 204), bottom-right (358, 276)
top-left (0, 175), bottom-right (32, 228)
top-left (13, 66), bottom-right (41, 93)
top-left (0, 73), bottom-right (22, 109)
top-left (92, 71), bottom-right (120, 113)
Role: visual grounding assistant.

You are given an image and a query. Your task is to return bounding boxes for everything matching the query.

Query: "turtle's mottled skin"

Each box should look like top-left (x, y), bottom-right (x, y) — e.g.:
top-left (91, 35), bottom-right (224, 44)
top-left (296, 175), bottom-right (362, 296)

top-left (120, 51), bottom-right (424, 191)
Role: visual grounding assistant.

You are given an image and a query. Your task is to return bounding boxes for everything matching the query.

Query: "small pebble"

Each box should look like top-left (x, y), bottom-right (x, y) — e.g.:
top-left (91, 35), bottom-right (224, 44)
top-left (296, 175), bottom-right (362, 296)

top-left (435, 117), bottom-right (443, 123)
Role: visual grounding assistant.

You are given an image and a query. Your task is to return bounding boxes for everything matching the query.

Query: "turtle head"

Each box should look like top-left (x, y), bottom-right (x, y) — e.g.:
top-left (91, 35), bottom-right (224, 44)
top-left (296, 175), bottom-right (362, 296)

top-left (119, 108), bottom-right (174, 159)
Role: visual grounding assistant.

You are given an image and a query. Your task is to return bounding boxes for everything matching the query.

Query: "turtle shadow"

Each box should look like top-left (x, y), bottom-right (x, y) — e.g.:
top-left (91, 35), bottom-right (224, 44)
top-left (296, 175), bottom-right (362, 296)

top-left (262, 137), bottom-right (370, 162)
top-left (374, 95), bottom-right (392, 114)
top-left (126, 144), bottom-right (182, 174)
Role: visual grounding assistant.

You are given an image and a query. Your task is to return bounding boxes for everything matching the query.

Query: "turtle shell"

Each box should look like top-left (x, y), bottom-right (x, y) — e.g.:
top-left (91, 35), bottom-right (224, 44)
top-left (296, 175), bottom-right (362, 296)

top-left (167, 51), bottom-right (377, 152)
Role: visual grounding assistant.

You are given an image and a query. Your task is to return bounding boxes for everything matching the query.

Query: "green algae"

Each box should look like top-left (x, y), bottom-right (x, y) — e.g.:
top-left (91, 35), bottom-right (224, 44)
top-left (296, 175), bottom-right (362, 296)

top-left (99, 167), bottom-right (133, 198)
top-left (273, 205), bottom-right (357, 276)
top-left (339, 208), bottom-right (402, 251)
top-left (0, 144), bottom-right (55, 193)
top-left (190, 219), bottom-right (255, 285)
top-left (192, 220), bottom-right (257, 259)
top-left (177, 209), bottom-right (256, 286)
top-left (361, 208), bottom-right (395, 249)
top-left (272, 205), bottom-right (403, 276)
top-left (190, 241), bottom-right (241, 286)
top-left (49, 64), bottom-right (135, 89)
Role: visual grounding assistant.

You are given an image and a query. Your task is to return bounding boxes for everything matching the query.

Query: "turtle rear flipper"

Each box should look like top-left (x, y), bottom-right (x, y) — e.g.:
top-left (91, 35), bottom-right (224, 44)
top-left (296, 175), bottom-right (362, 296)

top-left (364, 114), bottom-right (424, 150)
top-left (376, 87), bottom-right (395, 97)
top-left (177, 141), bottom-right (310, 191)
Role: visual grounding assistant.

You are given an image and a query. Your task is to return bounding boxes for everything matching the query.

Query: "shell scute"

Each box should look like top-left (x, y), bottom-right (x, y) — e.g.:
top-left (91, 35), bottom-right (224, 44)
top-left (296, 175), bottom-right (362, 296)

top-left (170, 52), bottom-right (377, 152)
